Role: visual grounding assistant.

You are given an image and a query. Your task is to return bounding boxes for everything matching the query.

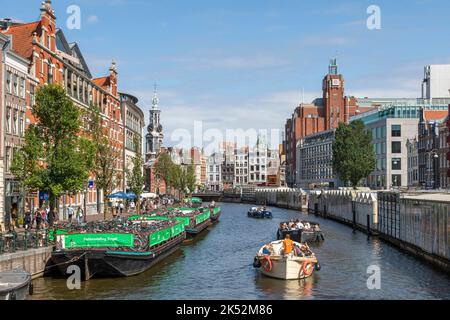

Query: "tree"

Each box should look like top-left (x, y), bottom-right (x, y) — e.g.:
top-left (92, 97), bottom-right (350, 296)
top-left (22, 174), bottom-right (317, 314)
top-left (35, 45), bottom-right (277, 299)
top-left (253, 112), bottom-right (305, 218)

top-left (154, 152), bottom-right (174, 195)
top-left (185, 164), bottom-right (196, 194)
top-left (332, 120), bottom-right (376, 189)
top-left (12, 84), bottom-right (95, 214)
top-left (86, 104), bottom-right (119, 219)
top-left (126, 136), bottom-right (145, 214)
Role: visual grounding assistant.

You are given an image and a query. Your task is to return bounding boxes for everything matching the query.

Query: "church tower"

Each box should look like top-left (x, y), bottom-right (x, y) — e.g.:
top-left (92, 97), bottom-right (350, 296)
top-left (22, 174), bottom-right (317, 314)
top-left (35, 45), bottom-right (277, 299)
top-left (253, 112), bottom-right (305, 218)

top-left (145, 84), bottom-right (164, 161)
top-left (323, 58), bottom-right (345, 130)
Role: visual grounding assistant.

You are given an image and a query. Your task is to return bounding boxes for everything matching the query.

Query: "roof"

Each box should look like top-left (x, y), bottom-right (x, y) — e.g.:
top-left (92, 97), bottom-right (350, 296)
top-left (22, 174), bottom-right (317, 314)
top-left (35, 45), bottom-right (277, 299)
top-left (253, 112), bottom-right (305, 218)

top-left (92, 76), bottom-right (111, 88)
top-left (1, 21), bottom-right (40, 59)
top-left (423, 110), bottom-right (448, 123)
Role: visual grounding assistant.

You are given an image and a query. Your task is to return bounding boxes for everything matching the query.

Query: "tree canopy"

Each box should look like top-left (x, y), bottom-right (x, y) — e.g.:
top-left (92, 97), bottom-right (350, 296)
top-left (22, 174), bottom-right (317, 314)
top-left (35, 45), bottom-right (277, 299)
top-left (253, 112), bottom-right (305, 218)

top-left (332, 120), bottom-right (376, 189)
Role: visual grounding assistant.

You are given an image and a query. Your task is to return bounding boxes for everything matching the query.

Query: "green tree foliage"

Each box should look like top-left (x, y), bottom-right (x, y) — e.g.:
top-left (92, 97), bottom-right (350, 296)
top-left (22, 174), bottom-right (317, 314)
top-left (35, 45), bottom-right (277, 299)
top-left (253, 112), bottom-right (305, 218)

top-left (12, 84), bottom-right (95, 212)
top-left (332, 120), bottom-right (376, 189)
top-left (154, 152), bottom-right (174, 194)
top-left (126, 136), bottom-right (145, 214)
top-left (86, 104), bottom-right (119, 219)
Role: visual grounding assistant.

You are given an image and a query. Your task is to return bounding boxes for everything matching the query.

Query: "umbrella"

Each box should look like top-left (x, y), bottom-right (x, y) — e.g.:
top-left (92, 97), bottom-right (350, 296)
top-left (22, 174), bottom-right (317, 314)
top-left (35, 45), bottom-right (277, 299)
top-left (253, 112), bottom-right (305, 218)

top-left (106, 192), bottom-right (129, 199)
top-left (126, 192), bottom-right (137, 200)
top-left (141, 193), bottom-right (158, 199)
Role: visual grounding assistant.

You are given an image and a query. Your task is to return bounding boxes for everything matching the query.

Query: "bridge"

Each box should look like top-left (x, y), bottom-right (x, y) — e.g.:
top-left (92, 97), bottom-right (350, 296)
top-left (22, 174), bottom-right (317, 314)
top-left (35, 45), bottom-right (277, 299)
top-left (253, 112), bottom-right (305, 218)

top-left (192, 192), bottom-right (222, 202)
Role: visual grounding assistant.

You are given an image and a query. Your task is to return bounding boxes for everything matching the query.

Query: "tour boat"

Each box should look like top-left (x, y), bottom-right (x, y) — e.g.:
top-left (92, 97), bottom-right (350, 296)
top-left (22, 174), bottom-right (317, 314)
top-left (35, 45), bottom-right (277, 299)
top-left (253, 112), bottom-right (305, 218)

top-left (49, 219), bottom-right (186, 281)
top-left (248, 207), bottom-right (273, 219)
top-left (209, 207), bottom-right (221, 224)
top-left (183, 197), bottom-right (203, 208)
top-left (253, 240), bottom-right (320, 280)
top-left (277, 221), bottom-right (324, 243)
top-left (0, 269), bottom-right (32, 300)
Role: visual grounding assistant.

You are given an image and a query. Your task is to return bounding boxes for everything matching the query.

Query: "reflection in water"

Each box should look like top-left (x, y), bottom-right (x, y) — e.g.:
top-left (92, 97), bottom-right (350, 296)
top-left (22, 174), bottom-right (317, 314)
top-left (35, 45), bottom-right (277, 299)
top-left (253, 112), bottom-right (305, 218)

top-left (31, 203), bottom-right (450, 300)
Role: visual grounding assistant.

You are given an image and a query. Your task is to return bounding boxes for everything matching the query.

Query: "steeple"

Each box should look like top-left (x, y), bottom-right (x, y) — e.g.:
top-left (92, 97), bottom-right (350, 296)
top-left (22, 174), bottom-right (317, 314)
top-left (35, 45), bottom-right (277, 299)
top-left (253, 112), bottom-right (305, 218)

top-left (40, 0), bottom-right (56, 19)
top-left (152, 83), bottom-right (159, 110)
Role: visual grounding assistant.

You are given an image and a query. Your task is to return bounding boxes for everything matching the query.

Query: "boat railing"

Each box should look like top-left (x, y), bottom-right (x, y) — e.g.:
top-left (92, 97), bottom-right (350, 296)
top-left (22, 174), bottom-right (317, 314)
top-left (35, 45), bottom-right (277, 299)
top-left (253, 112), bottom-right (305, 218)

top-left (0, 229), bottom-right (52, 255)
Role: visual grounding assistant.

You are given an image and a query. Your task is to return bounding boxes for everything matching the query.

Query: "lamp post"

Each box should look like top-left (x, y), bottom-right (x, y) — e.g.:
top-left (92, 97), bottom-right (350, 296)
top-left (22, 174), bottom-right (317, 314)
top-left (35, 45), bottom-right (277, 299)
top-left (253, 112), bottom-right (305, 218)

top-left (426, 149), bottom-right (439, 189)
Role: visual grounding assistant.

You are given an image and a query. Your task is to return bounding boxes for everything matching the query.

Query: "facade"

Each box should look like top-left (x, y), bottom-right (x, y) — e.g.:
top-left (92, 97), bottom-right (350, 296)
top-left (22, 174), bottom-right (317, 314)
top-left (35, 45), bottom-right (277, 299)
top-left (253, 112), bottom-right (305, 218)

top-left (248, 138), bottom-right (267, 186)
top-left (1, 2), bottom-right (124, 216)
top-left (351, 103), bottom-right (449, 190)
top-left (266, 149), bottom-right (280, 186)
top-left (422, 65), bottom-right (450, 100)
top-left (406, 138), bottom-right (419, 188)
top-left (220, 142), bottom-right (236, 189)
top-left (234, 147), bottom-right (248, 187)
top-left (2, 36), bottom-right (35, 229)
top-left (296, 129), bottom-right (338, 189)
top-left (284, 59), bottom-right (374, 187)
top-left (0, 34), bottom-right (6, 230)
top-left (120, 93), bottom-right (144, 192)
top-left (417, 108), bottom-right (448, 189)
top-left (190, 147), bottom-right (203, 190)
top-left (278, 144), bottom-right (286, 187)
top-left (206, 153), bottom-right (222, 191)
top-left (438, 121), bottom-right (449, 189)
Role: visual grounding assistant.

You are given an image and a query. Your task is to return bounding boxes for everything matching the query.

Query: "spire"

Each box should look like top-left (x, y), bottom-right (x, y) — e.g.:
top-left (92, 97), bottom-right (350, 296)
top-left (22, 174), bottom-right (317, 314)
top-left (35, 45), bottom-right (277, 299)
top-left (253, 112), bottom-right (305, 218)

top-left (328, 57), bottom-right (338, 75)
top-left (152, 82), bottom-right (159, 110)
top-left (41, 0), bottom-right (55, 18)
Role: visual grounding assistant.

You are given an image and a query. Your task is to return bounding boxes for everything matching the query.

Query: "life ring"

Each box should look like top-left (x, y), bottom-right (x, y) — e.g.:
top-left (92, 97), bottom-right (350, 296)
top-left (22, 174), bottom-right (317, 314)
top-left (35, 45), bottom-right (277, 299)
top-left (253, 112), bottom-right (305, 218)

top-left (262, 256), bottom-right (273, 272)
top-left (302, 260), bottom-right (314, 277)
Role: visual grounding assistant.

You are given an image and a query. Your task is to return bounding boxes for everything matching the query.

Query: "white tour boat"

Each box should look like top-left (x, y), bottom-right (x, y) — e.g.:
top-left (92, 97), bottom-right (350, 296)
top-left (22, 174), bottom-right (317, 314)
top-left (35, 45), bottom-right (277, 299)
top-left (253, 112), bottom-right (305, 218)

top-left (253, 240), bottom-right (320, 280)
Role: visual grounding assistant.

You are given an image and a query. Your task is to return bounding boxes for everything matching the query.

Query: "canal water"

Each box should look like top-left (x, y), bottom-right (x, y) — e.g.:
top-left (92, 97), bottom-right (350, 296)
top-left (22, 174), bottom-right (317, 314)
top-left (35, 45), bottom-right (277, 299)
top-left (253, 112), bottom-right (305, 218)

top-left (31, 203), bottom-right (450, 300)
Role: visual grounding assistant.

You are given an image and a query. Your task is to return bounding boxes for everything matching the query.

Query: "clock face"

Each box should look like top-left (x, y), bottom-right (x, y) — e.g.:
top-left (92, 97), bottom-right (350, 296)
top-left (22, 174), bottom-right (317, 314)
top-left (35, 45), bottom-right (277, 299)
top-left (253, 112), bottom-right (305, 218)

top-left (157, 124), bottom-right (163, 133)
top-left (148, 124), bottom-right (154, 133)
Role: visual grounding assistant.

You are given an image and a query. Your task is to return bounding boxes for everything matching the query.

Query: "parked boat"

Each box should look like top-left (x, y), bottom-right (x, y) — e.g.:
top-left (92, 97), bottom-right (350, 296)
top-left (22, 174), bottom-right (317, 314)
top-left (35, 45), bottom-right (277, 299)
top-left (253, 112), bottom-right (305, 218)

top-left (183, 197), bottom-right (203, 208)
top-left (277, 220), bottom-right (324, 243)
top-left (209, 207), bottom-right (221, 224)
top-left (248, 207), bottom-right (273, 219)
top-left (0, 269), bottom-right (32, 300)
top-left (253, 240), bottom-right (320, 280)
top-left (49, 219), bottom-right (186, 281)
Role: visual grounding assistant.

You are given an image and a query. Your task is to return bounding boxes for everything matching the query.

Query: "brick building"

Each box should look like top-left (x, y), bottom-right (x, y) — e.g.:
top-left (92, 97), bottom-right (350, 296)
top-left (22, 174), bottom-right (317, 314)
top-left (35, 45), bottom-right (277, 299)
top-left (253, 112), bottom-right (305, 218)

top-left (0, 34), bottom-right (6, 230)
top-left (284, 59), bottom-right (373, 186)
top-left (1, 1), bottom-right (124, 216)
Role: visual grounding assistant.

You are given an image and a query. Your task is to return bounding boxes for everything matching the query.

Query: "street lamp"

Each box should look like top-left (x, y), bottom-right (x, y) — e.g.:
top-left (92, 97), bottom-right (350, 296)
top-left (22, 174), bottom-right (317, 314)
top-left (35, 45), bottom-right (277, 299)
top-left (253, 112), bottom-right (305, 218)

top-left (426, 149), bottom-right (439, 189)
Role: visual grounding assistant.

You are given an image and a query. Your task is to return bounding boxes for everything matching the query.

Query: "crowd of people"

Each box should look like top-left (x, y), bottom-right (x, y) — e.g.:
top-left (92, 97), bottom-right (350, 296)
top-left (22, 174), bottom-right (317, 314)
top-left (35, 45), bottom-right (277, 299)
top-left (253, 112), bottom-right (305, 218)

top-left (279, 219), bottom-right (320, 232)
top-left (262, 234), bottom-right (313, 258)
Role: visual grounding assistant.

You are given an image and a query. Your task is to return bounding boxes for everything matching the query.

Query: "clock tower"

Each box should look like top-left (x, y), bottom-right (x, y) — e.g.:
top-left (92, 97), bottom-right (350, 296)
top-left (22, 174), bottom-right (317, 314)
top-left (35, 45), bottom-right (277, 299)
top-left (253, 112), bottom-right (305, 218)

top-left (145, 84), bottom-right (164, 161)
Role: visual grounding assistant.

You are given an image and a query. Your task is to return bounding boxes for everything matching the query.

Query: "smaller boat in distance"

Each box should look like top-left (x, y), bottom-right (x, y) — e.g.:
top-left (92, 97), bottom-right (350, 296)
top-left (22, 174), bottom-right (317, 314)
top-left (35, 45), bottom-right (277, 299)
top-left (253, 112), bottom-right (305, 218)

top-left (277, 220), bottom-right (324, 243)
top-left (248, 207), bottom-right (273, 219)
top-left (253, 240), bottom-right (320, 280)
top-left (0, 269), bottom-right (32, 300)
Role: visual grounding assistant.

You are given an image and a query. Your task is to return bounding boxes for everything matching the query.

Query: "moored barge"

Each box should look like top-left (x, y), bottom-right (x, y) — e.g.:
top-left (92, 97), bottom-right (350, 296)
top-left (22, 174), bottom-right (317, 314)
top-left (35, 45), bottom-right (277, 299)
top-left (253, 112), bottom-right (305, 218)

top-left (49, 219), bottom-right (186, 281)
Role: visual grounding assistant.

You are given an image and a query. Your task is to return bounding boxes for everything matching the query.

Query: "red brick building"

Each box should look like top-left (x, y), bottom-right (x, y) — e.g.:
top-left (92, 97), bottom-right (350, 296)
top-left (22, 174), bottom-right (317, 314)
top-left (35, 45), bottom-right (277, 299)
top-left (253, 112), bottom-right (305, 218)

top-left (284, 59), bottom-right (374, 186)
top-left (1, 1), bottom-right (124, 216)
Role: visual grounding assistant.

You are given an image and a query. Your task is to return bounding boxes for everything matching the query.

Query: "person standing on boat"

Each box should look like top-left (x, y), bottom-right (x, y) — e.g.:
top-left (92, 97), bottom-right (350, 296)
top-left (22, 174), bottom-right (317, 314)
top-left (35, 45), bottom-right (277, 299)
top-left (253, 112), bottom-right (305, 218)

top-left (282, 234), bottom-right (294, 256)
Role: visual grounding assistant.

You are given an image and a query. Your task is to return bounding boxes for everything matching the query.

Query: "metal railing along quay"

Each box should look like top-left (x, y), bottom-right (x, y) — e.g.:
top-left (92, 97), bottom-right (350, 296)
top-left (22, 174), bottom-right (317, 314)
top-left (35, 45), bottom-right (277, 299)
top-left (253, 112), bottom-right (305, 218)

top-left (0, 229), bottom-right (52, 255)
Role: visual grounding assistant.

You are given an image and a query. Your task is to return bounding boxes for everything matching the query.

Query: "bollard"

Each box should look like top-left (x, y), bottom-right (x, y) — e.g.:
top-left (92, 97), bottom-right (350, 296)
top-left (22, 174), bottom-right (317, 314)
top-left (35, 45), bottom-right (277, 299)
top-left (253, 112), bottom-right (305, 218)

top-left (352, 210), bottom-right (356, 232)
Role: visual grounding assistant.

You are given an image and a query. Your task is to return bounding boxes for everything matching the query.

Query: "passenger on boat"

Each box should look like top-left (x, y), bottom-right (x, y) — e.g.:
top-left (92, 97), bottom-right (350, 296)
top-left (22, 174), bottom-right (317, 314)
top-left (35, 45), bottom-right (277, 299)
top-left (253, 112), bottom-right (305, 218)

top-left (282, 234), bottom-right (294, 256)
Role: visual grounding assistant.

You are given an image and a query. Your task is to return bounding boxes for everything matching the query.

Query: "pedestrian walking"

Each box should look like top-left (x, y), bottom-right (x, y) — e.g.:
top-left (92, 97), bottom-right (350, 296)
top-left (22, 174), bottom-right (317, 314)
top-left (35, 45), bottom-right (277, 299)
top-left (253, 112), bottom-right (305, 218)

top-left (119, 202), bottom-right (124, 215)
top-left (35, 210), bottom-right (42, 230)
top-left (24, 210), bottom-right (32, 231)
top-left (76, 207), bottom-right (83, 224)
top-left (67, 205), bottom-right (74, 222)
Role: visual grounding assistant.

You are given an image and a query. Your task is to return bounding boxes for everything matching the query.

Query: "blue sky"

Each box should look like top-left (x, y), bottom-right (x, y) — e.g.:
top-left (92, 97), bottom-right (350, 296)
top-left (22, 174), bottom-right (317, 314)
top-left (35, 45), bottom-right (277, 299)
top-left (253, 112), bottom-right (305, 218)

top-left (2, 0), bottom-right (450, 148)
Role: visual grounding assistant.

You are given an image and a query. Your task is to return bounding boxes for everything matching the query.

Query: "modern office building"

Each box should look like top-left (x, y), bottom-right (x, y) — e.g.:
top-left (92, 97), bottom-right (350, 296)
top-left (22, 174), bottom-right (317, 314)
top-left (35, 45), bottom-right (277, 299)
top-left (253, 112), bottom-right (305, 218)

top-left (351, 101), bottom-right (449, 190)
top-left (296, 129), bottom-right (339, 189)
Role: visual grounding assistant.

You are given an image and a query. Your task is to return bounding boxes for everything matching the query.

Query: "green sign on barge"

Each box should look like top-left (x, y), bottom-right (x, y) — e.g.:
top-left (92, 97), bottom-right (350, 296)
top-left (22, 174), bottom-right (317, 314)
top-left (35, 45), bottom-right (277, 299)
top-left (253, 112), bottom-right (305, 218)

top-left (48, 219), bottom-right (186, 281)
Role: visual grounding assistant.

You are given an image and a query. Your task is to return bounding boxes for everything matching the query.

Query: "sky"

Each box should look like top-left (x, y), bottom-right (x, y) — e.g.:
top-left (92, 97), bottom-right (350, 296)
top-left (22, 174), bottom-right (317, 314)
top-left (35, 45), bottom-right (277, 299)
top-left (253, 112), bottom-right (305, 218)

top-left (2, 0), bottom-right (450, 150)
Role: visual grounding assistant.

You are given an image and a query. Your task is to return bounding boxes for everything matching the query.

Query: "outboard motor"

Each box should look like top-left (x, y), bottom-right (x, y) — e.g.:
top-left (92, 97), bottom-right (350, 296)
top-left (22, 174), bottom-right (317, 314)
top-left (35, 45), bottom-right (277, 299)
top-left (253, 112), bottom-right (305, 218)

top-left (315, 261), bottom-right (321, 271)
top-left (253, 257), bottom-right (262, 268)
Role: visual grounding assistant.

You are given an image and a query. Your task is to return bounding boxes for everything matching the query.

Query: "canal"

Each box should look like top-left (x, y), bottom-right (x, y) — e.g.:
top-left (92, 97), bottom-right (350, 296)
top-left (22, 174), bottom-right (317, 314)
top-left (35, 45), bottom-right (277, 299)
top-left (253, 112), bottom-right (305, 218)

top-left (31, 203), bottom-right (450, 300)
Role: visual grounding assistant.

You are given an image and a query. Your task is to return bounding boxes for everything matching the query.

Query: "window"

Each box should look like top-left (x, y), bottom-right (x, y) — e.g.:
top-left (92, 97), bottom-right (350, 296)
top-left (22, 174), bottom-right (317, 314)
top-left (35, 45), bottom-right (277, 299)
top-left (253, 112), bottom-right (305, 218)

top-left (19, 112), bottom-right (24, 137)
top-left (5, 147), bottom-right (11, 173)
top-left (6, 108), bottom-right (11, 133)
top-left (392, 158), bottom-right (401, 170)
top-left (392, 141), bottom-right (402, 153)
top-left (6, 72), bottom-right (12, 93)
top-left (392, 175), bottom-right (402, 187)
top-left (12, 74), bottom-right (18, 95)
top-left (392, 125), bottom-right (401, 137)
top-left (19, 78), bottom-right (25, 98)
